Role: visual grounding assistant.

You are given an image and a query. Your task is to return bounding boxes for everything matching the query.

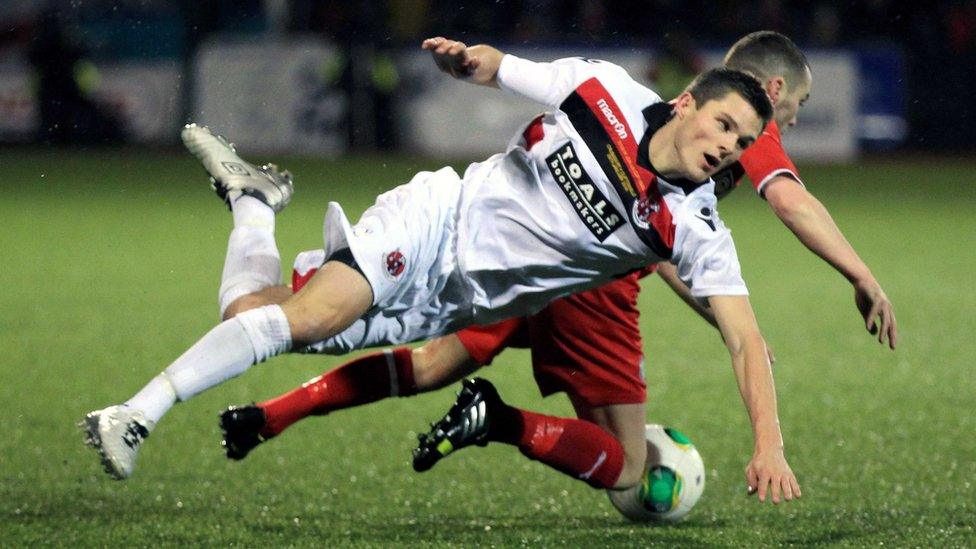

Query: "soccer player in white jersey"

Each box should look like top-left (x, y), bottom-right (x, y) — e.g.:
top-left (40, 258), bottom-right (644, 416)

top-left (222, 32), bottom-right (893, 506)
top-left (225, 33), bottom-right (842, 505)
top-left (82, 36), bottom-right (798, 497)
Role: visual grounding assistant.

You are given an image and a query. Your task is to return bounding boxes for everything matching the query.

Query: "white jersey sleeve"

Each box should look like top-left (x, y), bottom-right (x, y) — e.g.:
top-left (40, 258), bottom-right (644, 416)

top-left (496, 54), bottom-right (633, 108)
top-left (670, 191), bottom-right (749, 302)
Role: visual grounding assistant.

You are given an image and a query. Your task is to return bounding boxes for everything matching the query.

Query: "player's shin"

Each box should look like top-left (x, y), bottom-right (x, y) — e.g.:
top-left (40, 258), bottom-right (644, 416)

top-left (499, 408), bottom-right (626, 489)
top-left (414, 379), bottom-right (624, 489)
top-left (258, 347), bottom-right (417, 437)
top-left (124, 373), bottom-right (178, 425)
top-left (82, 305), bottom-right (291, 479)
top-left (163, 304), bottom-right (292, 405)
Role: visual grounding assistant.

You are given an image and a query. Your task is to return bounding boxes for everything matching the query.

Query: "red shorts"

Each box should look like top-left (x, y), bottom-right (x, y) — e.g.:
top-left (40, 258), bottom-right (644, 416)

top-left (457, 271), bottom-right (649, 408)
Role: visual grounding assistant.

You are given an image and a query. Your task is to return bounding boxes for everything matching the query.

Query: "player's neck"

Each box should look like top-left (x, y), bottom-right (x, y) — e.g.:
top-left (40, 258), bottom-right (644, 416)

top-left (646, 122), bottom-right (684, 180)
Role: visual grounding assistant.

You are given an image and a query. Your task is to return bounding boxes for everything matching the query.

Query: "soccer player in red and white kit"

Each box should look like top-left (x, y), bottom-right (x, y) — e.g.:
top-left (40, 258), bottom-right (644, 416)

top-left (82, 33), bottom-right (795, 499)
top-left (219, 32), bottom-right (894, 505)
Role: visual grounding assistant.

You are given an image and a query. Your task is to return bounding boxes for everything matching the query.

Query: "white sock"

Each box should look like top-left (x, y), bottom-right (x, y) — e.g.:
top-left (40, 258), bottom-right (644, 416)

top-left (219, 194), bottom-right (281, 316)
top-left (167, 304), bottom-right (292, 401)
top-left (124, 374), bottom-right (177, 425)
top-left (124, 305), bottom-right (293, 422)
top-left (231, 194), bottom-right (274, 229)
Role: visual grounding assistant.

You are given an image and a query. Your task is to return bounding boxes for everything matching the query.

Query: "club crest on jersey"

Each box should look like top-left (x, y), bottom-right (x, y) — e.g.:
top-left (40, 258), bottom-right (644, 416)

top-left (547, 143), bottom-right (624, 242)
top-left (631, 197), bottom-right (658, 230)
top-left (384, 250), bottom-right (406, 279)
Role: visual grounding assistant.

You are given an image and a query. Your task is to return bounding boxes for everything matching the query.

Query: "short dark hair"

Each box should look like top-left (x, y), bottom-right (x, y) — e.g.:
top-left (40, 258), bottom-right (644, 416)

top-left (724, 31), bottom-right (809, 88)
top-left (686, 68), bottom-right (773, 126)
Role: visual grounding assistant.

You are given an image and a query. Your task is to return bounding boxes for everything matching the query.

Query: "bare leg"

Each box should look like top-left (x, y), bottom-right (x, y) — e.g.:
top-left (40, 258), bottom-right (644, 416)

top-left (222, 285), bottom-right (293, 320)
top-left (279, 261), bottom-right (373, 345)
top-left (412, 334), bottom-right (482, 391)
top-left (570, 398), bottom-right (648, 489)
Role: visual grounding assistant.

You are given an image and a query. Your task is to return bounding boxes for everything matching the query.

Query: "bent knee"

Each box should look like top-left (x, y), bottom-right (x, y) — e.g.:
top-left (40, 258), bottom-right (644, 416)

top-left (223, 286), bottom-right (293, 321)
top-left (223, 294), bottom-right (270, 321)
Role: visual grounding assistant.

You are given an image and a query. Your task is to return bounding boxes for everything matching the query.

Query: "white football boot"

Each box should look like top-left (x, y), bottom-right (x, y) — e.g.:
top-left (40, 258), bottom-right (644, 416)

top-left (181, 123), bottom-right (294, 213)
top-left (81, 405), bottom-right (155, 480)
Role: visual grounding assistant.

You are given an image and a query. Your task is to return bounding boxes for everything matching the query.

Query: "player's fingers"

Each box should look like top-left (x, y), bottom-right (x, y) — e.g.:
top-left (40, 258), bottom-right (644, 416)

top-left (745, 467), bottom-right (758, 496)
top-left (865, 300), bottom-right (881, 334)
top-left (437, 40), bottom-right (459, 55)
top-left (460, 56), bottom-right (480, 73)
top-left (757, 474), bottom-right (769, 502)
top-left (431, 38), bottom-right (453, 55)
top-left (436, 41), bottom-right (453, 55)
top-left (781, 476), bottom-right (794, 501)
top-left (888, 310), bottom-right (899, 350)
top-left (421, 37), bottom-right (446, 50)
top-left (770, 475), bottom-right (783, 504)
top-left (448, 41), bottom-right (467, 56)
top-left (791, 476), bottom-right (802, 498)
top-left (878, 306), bottom-right (893, 345)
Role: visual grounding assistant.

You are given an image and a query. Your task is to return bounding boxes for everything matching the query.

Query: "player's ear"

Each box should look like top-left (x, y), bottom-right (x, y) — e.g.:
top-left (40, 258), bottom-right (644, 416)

top-left (673, 91), bottom-right (695, 119)
top-left (765, 76), bottom-right (785, 104)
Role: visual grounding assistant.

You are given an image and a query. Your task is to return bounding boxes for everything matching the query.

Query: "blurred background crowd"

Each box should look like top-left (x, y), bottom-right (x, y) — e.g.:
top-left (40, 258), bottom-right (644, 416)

top-left (0, 0), bottom-right (973, 154)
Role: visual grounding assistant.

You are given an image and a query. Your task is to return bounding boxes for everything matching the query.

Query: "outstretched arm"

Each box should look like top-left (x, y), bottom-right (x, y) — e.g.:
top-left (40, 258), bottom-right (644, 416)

top-left (656, 263), bottom-right (776, 363)
top-left (763, 177), bottom-right (897, 349)
top-left (421, 37), bottom-right (504, 87)
top-left (656, 263), bottom-right (718, 328)
top-left (709, 294), bottom-right (800, 504)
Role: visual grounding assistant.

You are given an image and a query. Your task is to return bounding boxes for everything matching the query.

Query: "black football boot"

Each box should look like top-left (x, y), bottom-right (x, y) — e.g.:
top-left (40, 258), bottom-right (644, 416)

top-left (412, 378), bottom-right (504, 472)
top-left (219, 405), bottom-right (269, 460)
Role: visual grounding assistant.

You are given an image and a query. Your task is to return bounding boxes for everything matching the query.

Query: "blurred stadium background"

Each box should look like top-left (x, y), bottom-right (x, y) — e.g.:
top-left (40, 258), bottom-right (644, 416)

top-left (2, 0), bottom-right (975, 155)
top-left (2, 1), bottom-right (974, 546)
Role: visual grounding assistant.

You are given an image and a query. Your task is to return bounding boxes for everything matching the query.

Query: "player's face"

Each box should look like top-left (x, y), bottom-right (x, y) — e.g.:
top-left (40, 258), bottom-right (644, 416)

top-left (673, 92), bottom-right (764, 182)
top-left (774, 67), bottom-right (812, 133)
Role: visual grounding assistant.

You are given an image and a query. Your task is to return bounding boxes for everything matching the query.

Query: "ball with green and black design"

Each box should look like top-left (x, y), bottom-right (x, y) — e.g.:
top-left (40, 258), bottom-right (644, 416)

top-left (639, 465), bottom-right (682, 513)
top-left (664, 427), bottom-right (695, 450)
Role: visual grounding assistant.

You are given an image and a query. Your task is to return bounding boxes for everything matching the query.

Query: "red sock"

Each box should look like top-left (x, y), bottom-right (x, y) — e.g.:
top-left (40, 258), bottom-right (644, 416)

top-left (259, 347), bottom-right (416, 437)
top-left (492, 406), bottom-right (625, 489)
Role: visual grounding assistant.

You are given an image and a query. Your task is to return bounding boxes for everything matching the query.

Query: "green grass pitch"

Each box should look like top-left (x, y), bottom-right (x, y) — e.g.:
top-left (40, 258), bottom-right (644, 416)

top-left (0, 148), bottom-right (973, 546)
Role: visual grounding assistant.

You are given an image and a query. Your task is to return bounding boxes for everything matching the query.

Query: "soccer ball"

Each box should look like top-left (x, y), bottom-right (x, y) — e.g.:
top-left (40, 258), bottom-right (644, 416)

top-left (608, 424), bottom-right (705, 523)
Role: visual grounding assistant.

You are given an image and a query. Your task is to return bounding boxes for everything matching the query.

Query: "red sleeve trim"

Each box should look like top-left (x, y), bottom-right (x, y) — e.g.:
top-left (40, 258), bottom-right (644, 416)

top-left (739, 120), bottom-right (801, 194)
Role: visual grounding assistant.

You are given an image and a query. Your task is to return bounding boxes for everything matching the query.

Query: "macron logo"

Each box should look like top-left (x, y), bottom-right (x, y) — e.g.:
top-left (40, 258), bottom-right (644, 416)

top-left (596, 98), bottom-right (628, 140)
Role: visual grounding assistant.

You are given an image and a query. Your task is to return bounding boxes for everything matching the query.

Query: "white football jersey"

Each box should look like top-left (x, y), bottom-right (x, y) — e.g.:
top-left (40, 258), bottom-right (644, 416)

top-left (456, 55), bottom-right (748, 323)
top-left (306, 54), bottom-right (749, 353)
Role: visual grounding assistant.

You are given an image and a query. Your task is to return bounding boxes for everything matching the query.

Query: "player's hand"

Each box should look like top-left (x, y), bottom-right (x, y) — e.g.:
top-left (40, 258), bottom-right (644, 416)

top-left (854, 279), bottom-right (897, 350)
top-left (422, 37), bottom-right (480, 79)
top-left (745, 447), bottom-right (801, 504)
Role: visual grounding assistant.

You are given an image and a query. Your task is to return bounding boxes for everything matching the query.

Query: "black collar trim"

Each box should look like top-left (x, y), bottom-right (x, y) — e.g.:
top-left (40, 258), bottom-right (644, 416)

top-left (638, 102), bottom-right (708, 193)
